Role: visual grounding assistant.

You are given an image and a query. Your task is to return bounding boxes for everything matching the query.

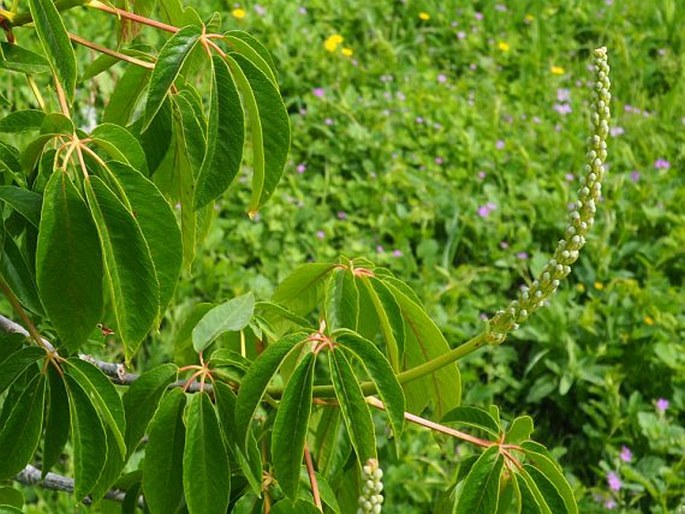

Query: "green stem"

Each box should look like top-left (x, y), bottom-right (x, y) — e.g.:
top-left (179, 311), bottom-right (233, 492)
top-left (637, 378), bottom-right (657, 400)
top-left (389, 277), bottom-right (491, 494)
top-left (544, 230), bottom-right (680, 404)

top-left (8, 0), bottom-right (88, 27)
top-left (0, 277), bottom-right (46, 350)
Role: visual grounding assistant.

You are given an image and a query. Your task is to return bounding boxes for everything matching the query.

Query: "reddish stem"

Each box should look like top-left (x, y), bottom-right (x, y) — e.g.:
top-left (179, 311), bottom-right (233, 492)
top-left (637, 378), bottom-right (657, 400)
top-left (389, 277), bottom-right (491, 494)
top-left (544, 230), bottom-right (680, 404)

top-left (69, 32), bottom-right (154, 69)
top-left (88, 0), bottom-right (178, 33)
top-left (304, 445), bottom-right (323, 511)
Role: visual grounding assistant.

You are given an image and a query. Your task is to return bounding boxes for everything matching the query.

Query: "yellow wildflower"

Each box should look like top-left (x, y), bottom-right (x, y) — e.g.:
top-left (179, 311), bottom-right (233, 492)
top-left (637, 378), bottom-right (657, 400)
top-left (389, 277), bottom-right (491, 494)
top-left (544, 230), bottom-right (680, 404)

top-left (324, 34), bottom-right (344, 52)
top-left (644, 316), bottom-right (655, 326)
top-left (231, 8), bottom-right (246, 19)
top-left (498, 41), bottom-right (510, 52)
top-left (594, 281), bottom-right (604, 290)
top-left (341, 47), bottom-right (354, 57)
top-left (524, 13), bottom-right (535, 23)
top-left (551, 65), bottom-right (565, 75)
top-left (575, 283), bottom-right (586, 293)
top-left (418, 12), bottom-right (430, 21)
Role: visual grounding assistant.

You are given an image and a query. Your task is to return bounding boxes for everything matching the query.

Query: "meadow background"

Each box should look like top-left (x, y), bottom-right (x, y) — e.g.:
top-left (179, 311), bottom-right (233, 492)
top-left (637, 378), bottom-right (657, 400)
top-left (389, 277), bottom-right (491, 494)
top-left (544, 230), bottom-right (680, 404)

top-left (6, 0), bottom-right (684, 512)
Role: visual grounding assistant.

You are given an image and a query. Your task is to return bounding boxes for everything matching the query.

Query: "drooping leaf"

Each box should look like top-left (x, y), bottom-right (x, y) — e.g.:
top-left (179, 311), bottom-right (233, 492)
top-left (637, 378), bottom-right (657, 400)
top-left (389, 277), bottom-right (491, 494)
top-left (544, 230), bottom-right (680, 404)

top-left (42, 366), bottom-right (70, 476)
top-left (335, 330), bottom-right (405, 440)
top-left (0, 110), bottom-right (45, 133)
top-left (143, 24), bottom-right (203, 130)
top-left (521, 443), bottom-right (577, 514)
top-left (90, 124), bottom-right (149, 175)
top-left (0, 142), bottom-right (21, 177)
top-left (271, 352), bottom-right (315, 500)
top-left (518, 473), bottom-right (545, 514)
top-left (103, 65), bottom-right (151, 126)
top-left (235, 333), bottom-right (306, 449)
top-left (0, 505), bottom-right (23, 513)
top-left (84, 175), bottom-right (159, 360)
top-left (36, 171), bottom-right (103, 352)
top-left (385, 281), bottom-right (461, 418)
top-left (324, 268), bottom-right (359, 331)
top-left (28, 0), bottom-right (77, 101)
top-left (214, 381), bottom-right (263, 495)
top-left (442, 406), bottom-right (501, 440)
top-left (454, 446), bottom-right (504, 514)
top-left (226, 53), bottom-right (290, 214)
top-left (0, 346), bottom-right (44, 396)
top-left (496, 474), bottom-right (521, 514)
top-left (506, 416), bottom-right (535, 444)
top-left (0, 186), bottom-right (41, 228)
top-left (0, 42), bottom-right (50, 74)
top-left (0, 486), bottom-right (23, 509)
top-left (143, 389), bottom-right (186, 514)
top-left (65, 358), bottom-right (126, 458)
top-left (223, 30), bottom-right (277, 83)
top-left (270, 499), bottom-right (321, 514)
top-left (123, 363), bottom-right (178, 458)
top-left (89, 423), bottom-right (126, 502)
top-left (0, 373), bottom-right (45, 479)
top-left (329, 350), bottom-right (376, 464)
top-left (271, 263), bottom-right (337, 316)
top-left (192, 292), bottom-right (255, 353)
top-left (132, 98), bottom-right (173, 174)
top-left (522, 465), bottom-right (568, 514)
top-left (360, 276), bottom-right (405, 371)
top-left (194, 55), bottom-right (244, 209)
top-left (1, 236), bottom-right (44, 316)
top-left (105, 161), bottom-right (182, 319)
top-left (183, 392), bottom-right (231, 514)
top-left (64, 375), bottom-right (107, 501)
top-left (311, 407), bottom-right (351, 479)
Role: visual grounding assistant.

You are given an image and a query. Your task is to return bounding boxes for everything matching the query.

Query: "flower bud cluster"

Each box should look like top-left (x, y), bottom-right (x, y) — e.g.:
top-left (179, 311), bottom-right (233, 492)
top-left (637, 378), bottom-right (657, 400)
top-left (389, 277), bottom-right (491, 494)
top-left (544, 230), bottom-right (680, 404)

top-left (357, 458), bottom-right (384, 514)
top-left (488, 47), bottom-right (610, 344)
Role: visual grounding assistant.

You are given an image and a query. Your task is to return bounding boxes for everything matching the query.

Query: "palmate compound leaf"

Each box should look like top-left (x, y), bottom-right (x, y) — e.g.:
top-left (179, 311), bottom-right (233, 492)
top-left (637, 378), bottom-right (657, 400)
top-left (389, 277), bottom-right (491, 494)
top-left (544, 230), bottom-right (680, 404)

top-left (122, 363), bottom-right (178, 458)
top-left (223, 30), bottom-right (277, 84)
top-left (36, 171), bottom-right (103, 352)
top-left (271, 263), bottom-right (338, 316)
top-left (234, 333), bottom-right (307, 450)
top-left (89, 124), bottom-right (149, 175)
top-left (328, 350), bottom-right (376, 465)
top-left (334, 330), bottom-right (405, 440)
top-left (0, 372), bottom-right (45, 479)
top-left (28, 0), bottom-right (76, 101)
top-left (64, 375), bottom-right (107, 501)
top-left (225, 53), bottom-right (290, 215)
top-left (64, 358), bottom-right (126, 458)
top-left (183, 392), bottom-right (231, 514)
top-left (104, 161), bottom-right (182, 320)
top-left (454, 445), bottom-right (504, 514)
top-left (271, 352), bottom-right (316, 500)
top-left (194, 55), bottom-right (244, 209)
top-left (143, 389), bottom-right (186, 514)
top-left (192, 292), bottom-right (255, 353)
top-left (383, 281), bottom-right (461, 419)
top-left (143, 24), bottom-right (203, 130)
top-left (84, 175), bottom-right (159, 361)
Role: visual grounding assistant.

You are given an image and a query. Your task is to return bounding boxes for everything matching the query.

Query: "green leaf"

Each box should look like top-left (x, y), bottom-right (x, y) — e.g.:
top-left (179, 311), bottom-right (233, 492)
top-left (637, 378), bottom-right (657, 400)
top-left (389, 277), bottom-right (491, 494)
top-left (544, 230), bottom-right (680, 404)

top-left (522, 465), bottom-right (568, 514)
top-left (329, 350), bottom-right (376, 464)
top-left (0, 486), bottom-right (23, 509)
top-left (192, 292), bottom-right (255, 353)
top-left (0, 42), bottom-right (50, 74)
top-left (0, 346), bottom-right (45, 396)
top-left (65, 374), bottom-right (108, 500)
top-left (454, 446), bottom-right (504, 514)
top-left (521, 443), bottom-right (577, 514)
top-left (42, 366), bottom-right (70, 476)
top-left (65, 358), bottom-right (126, 458)
top-left (143, 24), bottom-right (203, 129)
top-left (105, 161), bottom-right (182, 319)
top-left (84, 175), bottom-right (159, 360)
top-left (36, 172), bottom-right (103, 351)
top-left (1, 236), bottom-right (44, 316)
top-left (517, 473), bottom-right (545, 514)
top-left (226, 53), bottom-right (290, 214)
top-left (271, 499), bottom-right (321, 514)
top-left (442, 406), bottom-right (501, 440)
top-left (271, 263), bottom-right (337, 316)
top-left (28, 0), bottom-right (77, 101)
top-left (0, 142), bottom-right (21, 177)
top-left (143, 389), bottom-right (186, 514)
top-left (123, 363), bottom-right (178, 458)
top-left (0, 110), bottom-right (45, 133)
top-left (103, 65), bottom-right (151, 126)
top-left (0, 186), bottom-right (41, 228)
top-left (89, 423), bottom-right (126, 502)
top-left (506, 416), bottom-right (535, 444)
top-left (194, 55), bottom-right (244, 209)
top-left (90, 124), bottom-right (149, 175)
top-left (223, 31), bottom-right (277, 83)
top-left (183, 392), bottom-right (231, 514)
top-left (0, 373), bottom-right (45, 479)
top-left (213, 381), bottom-right (263, 496)
top-left (324, 268), bottom-right (359, 331)
top-left (235, 333), bottom-right (306, 449)
top-left (0, 505), bottom-right (23, 514)
top-left (255, 301), bottom-right (310, 330)
top-left (335, 330), bottom-right (405, 440)
top-left (496, 474), bottom-right (520, 514)
top-left (271, 352), bottom-right (315, 499)
top-left (132, 98), bottom-right (173, 174)
top-left (311, 408), bottom-right (351, 479)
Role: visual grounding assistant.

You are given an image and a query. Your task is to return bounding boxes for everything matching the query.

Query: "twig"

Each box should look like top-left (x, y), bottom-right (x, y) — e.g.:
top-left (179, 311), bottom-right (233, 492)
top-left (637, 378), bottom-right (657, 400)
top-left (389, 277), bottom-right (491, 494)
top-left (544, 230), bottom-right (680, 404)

top-left (304, 445), bottom-right (323, 511)
top-left (68, 32), bottom-right (155, 70)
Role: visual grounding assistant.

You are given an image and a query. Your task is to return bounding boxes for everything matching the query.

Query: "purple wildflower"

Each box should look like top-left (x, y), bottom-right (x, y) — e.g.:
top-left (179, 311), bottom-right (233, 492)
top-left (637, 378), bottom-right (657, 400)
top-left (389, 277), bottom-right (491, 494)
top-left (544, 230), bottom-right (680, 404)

top-left (499, 241), bottom-right (509, 249)
top-left (619, 446), bottom-right (632, 463)
top-left (630, 171), bottom-right (641, 182)
top-left (469, 63), bottom-right (477, 71)
top-left (607, 471), bottom-right (622, 491)
top-left (516, 252), bottom-right (528, 260)
top-left (337, 211), bottom-right (347, 220)
top-left (474, 11), bottom-right (484, 20)
top-left (605, 499), bottom-right (617, 509)
top-left (324, 118), bottom-right (334, 126)
top-left (478, 171), bottom-right (486, 180)
top-left (415, 116), bottom-right (424, 124)
top-left (479, 313), bottom-right (488, 321)
top-left (654, 159), bottom-right (671, 170)
top-left (254, 4), bottom-right (266, 15)
top-left (656, 398), bottom-right (669, 412)
top-left (296, 163), bottom-right (306, 174)
top-left (495, 4), bottom-right (507, 12)
top-left (316, 230), bottom-right (325, 239)
top-left (496, 139), bottom-right (505, 150)
top-left (376, 245), bottom-right (384, 253)
top-left (392, 249), bottom-right (403, 257)
top-left (477, 205), bottom-right (492, 218)
top-left (554, 103), bottom-right (572, 115)
top-left (312, 87), bottom-right (325, 98)
top-left (298, 6), bottom-right (307, 14)
top-left (437, 73), bottom-right (447, 83)
top-left (556, 88), bottom-right (571, 102)
top-left (435, 157), bottom-right (444, 165)
top-left (610, 126), bottom-right (625, 136)
top-left (456, 30), bottom-right (466, 40)
top-left (565, 173), bottom-right (575, 182)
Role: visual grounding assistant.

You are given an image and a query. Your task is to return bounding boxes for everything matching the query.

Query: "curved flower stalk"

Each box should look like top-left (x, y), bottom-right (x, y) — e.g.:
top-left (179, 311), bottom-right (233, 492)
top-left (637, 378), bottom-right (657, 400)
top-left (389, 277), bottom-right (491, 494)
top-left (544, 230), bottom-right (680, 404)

top-left (357, 458), bottom-right (385, 514)
top-left (488, 47), bottom-right (611, 344)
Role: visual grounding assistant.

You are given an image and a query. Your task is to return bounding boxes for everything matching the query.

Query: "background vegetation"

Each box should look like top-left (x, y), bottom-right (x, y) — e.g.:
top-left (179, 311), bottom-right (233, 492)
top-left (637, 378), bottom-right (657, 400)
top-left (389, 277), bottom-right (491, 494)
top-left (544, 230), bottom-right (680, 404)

top-left (3, 0), bottom-right (683, 512)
